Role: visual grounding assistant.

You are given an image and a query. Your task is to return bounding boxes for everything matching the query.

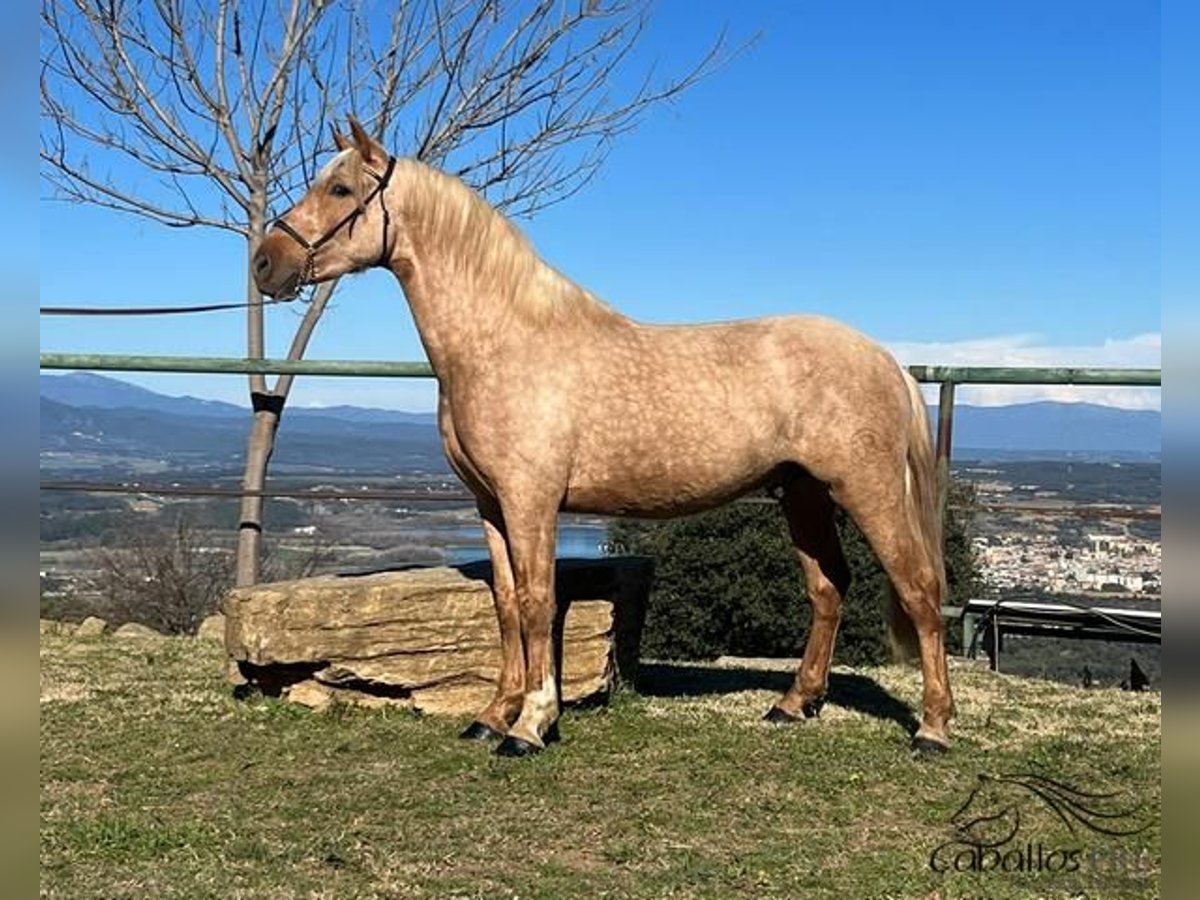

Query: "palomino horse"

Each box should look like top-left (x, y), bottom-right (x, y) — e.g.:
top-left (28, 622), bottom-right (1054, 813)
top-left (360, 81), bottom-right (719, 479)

top-left (254, 119), bottom-right (954, 757)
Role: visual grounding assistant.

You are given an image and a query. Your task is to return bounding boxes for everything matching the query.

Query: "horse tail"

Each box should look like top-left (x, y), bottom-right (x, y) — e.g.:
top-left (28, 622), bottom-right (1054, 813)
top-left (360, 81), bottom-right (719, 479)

top-left (885, 369), bottom-right (948, 662)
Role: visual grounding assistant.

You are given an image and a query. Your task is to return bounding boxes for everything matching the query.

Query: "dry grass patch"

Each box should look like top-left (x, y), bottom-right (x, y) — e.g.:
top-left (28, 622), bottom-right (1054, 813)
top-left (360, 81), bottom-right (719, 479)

top-left (41, 634), bottom-right (1160, 899)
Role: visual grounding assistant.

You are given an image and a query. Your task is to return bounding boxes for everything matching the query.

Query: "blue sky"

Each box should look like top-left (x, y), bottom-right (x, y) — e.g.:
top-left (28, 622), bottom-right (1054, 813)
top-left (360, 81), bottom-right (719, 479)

top-left (39, 1), bottom-right (1161, 411)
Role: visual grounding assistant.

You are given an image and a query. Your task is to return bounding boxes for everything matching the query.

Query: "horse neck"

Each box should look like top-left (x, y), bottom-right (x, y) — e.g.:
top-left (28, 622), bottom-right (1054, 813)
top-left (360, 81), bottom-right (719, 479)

top-left (383, 162), bottom-right (622, 375)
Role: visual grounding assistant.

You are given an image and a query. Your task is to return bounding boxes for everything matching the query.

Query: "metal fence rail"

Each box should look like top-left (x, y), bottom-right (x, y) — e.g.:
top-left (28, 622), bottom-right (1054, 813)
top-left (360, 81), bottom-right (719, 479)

top-left (904, 365), bottom-right (1160, 386)
top-left (40, 353), bottom-right (436, 378)
top-left (40, 353), bottom-right (1163, 385)
top-left (40, 352), bottom-right (1161, 656)
top-left (956, 598), bottom-right (1162, 673)
top-left (40, 351), bottom-right (1161, 510)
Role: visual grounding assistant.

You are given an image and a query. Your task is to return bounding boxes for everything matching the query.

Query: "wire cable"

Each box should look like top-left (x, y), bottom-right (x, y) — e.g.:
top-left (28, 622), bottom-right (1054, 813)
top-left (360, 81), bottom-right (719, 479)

top-left (40, 296), bottom-right (298, 316)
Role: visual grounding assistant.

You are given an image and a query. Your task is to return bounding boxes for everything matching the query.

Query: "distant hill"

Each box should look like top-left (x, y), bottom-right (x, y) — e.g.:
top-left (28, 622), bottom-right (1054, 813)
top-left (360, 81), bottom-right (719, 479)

top-left (39, 372), bottom-right (1159, 475)
top-left (40, 372), bottom-right (246, 419)
top-left (40, 372), bottom-right (438, 425)
top-left (941, 401), bottom-right (1159, 458)
top-left (39, 377), bottom-right (448, 476)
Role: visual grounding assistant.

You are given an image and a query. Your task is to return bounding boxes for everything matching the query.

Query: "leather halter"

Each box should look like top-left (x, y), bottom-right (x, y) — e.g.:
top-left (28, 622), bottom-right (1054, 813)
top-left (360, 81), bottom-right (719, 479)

top-left (271, 155), bottom-right (397, 290)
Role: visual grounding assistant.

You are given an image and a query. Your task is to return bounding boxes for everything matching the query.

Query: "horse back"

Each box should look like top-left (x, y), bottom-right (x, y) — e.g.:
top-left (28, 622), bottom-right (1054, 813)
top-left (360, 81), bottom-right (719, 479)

top-left (557, 314), bottom-right (910, 515)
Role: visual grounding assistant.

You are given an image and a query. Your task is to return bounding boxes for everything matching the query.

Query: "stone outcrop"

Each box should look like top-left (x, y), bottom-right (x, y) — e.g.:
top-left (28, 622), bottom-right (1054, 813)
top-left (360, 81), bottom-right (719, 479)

top-left (74, 616), bottom-right (108, 638)
top-left (223, 558), bottom-right (651, 715)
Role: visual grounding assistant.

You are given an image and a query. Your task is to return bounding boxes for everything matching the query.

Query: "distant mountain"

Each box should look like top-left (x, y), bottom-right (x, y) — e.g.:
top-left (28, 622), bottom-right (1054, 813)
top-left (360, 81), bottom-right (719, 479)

top-left (39, 372), bottom-right (437, 425)
top-left (41, 395), bottom-right (247, 466)
top-left (40, 372), bottom-right (245, 419)
top-left (937, 402), bottom-right (1159, 458)
top-left (287, 405), bottom-right (437, 425)
top-left (39, 372), bottom-right (1159, 475)
top-left (40, 383), bottom-right (448, 477)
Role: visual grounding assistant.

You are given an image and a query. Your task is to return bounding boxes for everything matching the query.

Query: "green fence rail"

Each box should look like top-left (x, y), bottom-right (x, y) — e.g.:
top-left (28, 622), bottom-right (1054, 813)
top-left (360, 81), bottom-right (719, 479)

top-left (39, 351), bottom-right (1160, 520)
top-left (905, 365), bottom-right (1160, 386)
top-left (39, 353), bottom-right (436, 378)
top-left (40, 352), bottom-right (1161, 645)
top-left (38, 353), bottom-right (1163, 386)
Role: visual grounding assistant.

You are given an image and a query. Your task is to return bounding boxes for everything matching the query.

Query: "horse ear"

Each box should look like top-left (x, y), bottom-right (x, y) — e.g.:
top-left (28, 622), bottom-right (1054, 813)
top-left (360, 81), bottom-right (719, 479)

top-left (331, 125), bottom-right (353, 153)
top-left (347, 115), bottom-right (387, 167)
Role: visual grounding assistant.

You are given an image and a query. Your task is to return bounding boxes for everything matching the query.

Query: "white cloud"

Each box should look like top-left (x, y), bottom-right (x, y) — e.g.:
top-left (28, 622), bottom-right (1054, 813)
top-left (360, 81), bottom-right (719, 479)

top-left (887, 333), bottom-right (1161, 410)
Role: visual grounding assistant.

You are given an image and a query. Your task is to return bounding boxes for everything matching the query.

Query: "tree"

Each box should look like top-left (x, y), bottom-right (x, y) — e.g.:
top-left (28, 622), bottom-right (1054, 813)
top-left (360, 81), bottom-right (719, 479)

top-left (41, 0), bottom-right (733, 585)
top-left (88, 517), bottom-right (232, 635)
top-left (607, 482), bottom-right (981, 663)
top-left (86, 514), bottom-right (336, 634)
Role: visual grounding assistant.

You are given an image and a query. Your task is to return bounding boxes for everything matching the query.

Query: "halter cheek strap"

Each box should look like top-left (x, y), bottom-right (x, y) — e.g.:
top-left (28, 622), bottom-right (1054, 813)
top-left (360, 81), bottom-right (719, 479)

top-left (271, 155), bottom-right (398, 288)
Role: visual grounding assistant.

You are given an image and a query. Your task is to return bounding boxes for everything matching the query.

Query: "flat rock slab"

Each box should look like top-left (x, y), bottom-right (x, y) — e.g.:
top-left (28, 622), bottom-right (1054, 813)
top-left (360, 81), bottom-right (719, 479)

top-left (223, 558), bottom-right (650, 715)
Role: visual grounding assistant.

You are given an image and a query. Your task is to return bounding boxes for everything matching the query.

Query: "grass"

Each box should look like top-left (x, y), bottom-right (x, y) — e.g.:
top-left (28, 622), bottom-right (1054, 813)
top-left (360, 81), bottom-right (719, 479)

top-left (40, 634), bottom-right (1160, 899)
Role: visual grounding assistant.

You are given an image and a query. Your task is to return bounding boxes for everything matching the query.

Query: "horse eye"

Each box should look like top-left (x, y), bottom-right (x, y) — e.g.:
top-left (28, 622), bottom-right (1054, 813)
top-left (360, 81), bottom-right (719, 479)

top-left (330, 184), bottom-right (352, 198)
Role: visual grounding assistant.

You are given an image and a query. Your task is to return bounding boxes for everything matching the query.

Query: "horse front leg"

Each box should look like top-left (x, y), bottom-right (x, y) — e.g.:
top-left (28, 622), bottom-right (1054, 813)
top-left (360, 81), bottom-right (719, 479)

top-left (460, 500), bottom-right (525, 742)
top-left (495, 506), bottom-right (560, 757)
top-left (766, 478), bottom-right (851, 722)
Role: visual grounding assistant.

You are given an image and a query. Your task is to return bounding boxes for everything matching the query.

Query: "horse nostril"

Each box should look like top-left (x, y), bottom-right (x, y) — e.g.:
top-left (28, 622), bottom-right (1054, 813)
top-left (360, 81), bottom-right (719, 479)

top-left (254, 250), bottom-right (272, 278)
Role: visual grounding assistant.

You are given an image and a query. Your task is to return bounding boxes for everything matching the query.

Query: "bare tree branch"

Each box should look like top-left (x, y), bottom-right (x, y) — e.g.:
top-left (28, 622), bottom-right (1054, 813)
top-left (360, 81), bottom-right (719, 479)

top-left (40, 0), bottom-right (744, 585)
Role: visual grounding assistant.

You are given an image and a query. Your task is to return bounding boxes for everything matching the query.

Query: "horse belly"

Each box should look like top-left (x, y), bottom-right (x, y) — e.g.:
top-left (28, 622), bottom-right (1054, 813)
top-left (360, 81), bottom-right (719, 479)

top-left (563, 474), bottom-right (773, 518)
top-left (562, 424), bottom-right (781, 517)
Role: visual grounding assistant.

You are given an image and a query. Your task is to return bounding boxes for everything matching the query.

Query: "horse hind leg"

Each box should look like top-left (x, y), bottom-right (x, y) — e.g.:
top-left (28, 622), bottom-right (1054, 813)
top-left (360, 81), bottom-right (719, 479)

top-left (765, 477), bottom-right (851, 723)
top-left (833, 473), bottom-right (954, 753)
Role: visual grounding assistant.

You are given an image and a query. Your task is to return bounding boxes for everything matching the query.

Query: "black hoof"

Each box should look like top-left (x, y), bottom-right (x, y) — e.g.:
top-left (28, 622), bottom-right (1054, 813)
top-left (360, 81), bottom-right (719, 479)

top-left (459, 720), bottom-right (505, 742)
top-left (763, 705), bottom-right (799, 724)
top-left (495, 736), bottom-right (542, 757)
top-left (543, 721), bottom-right (561, 745)
top-left (801, 697), bottom-right (825, 719)
top-left (911, 736), bottom-right (950, 757)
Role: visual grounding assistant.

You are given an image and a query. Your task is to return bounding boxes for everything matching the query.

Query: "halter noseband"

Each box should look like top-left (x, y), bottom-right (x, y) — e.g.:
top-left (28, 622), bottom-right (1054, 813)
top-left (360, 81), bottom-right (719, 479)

top-left (271, 155), bottom-right (397, 290)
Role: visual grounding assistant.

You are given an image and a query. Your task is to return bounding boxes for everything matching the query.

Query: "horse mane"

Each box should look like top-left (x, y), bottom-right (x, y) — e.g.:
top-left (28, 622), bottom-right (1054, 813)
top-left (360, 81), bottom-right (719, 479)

top-left (394, 159), bottom-right (620, 327)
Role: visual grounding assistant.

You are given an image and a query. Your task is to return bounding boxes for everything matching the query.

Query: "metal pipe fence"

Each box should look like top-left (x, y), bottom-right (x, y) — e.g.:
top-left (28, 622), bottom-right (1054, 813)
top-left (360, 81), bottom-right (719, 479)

top-left (41, 353), bottom-right (1162, 385)
top-left (40, 352), bottom-right (1161, 513)
top-left (40, 352), bottom-right (1161, 662)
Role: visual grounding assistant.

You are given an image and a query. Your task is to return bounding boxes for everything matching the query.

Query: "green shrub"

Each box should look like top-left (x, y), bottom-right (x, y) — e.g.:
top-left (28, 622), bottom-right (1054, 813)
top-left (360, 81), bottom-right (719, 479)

top-left (608, 482), bottom-right (979, 663)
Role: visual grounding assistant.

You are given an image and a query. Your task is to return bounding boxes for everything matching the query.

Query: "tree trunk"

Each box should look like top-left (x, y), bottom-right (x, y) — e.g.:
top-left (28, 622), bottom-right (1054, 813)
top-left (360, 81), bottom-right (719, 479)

top-left (235, 257), bottom-right (338, 587)
top-left (237, 198), bottom-right (273, 587)
top-left (237, 411), bottom-right (280, 586)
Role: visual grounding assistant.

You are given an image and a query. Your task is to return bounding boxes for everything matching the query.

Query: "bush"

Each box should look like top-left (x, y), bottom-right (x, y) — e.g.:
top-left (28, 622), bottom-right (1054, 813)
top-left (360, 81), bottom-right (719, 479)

top-left (87, 517), bottom-right (233, 635)
top-left (75, 515), bottom-right (335, 635)
top-left (608, 482), bottom-right (980, 663)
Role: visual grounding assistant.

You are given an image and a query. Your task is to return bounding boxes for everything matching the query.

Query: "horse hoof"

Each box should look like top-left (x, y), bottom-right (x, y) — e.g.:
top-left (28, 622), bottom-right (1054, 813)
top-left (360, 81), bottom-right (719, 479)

top-left (911, 736), bottom-right (950, 757)
top-left (495, 736), bottom-right (542, 757)
top-left (763, 705), bottom-right (799, 724)
top-left (801, 698), bottom-right (824, 719)
top-left (459, 721), bottom-right (505, 742)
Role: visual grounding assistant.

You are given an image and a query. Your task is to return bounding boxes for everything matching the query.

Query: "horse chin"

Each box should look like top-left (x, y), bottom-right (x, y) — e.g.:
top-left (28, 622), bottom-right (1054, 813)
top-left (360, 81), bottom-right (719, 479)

top-left (266, 272), bottom-right (304, 301)
top-left (281, 278), bottom-right (305, 300)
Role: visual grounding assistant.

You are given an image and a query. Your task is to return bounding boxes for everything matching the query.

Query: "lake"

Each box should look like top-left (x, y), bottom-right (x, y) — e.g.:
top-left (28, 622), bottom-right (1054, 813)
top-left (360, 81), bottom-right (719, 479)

top-left (445, 523), bottom-right (608, 564)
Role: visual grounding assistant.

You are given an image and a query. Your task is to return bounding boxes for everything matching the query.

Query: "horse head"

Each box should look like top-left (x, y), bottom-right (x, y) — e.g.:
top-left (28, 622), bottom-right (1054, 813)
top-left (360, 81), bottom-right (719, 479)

top-left (254, 117), bottom-right (398, 298)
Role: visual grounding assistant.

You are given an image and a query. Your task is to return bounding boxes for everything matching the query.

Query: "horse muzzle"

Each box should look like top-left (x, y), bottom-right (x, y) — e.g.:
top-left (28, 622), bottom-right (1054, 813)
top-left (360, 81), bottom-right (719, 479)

top-left (252, 233), bottom-right (307, 298)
